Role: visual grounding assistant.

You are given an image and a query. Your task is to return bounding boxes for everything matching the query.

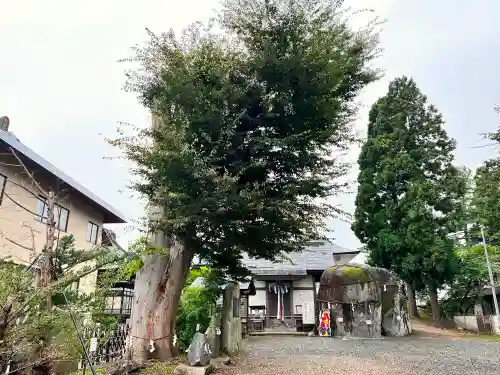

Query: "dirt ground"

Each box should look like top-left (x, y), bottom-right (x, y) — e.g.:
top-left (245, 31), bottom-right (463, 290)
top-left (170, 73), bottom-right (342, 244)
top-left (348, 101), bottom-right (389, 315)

top-left (219, 334), bottom-right (500, 375)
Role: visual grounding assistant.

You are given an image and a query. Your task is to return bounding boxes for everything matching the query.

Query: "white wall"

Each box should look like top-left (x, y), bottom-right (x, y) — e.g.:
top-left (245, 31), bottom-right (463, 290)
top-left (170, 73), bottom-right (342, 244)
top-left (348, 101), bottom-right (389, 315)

top-left (454, 315), bottom-right (500, 335)
top-left (292, 276), bottom-right (315, 323)
top-left (454, 315), bottom-right (478, 332)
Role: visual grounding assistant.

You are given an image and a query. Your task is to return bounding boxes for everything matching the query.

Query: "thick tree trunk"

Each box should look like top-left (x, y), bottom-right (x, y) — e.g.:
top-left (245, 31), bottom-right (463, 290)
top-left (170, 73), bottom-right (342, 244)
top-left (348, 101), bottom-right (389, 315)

top-left (129, 240), bottom-right (192, 362)
top-left (405, 283), bottom-right (420, 318)
top-left (132, 114), bottom-right (194, 360)
top-left (428, 285), bottom-right (441, 323)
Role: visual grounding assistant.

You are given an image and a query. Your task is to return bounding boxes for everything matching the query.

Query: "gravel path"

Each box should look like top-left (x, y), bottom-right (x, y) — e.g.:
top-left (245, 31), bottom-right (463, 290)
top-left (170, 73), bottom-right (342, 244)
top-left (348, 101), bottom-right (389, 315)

top-left (220, 336), bottom-right (500, 375)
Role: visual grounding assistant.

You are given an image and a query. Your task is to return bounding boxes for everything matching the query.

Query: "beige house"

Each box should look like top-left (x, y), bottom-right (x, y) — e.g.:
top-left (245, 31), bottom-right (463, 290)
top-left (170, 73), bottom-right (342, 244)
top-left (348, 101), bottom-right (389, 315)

top-left (0, 118), bottom-right (126, 293)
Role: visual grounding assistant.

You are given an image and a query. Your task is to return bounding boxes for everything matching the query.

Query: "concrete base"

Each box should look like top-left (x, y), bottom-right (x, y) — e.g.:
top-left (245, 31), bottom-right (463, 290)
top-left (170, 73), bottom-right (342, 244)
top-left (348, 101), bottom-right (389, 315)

top-left (173, 364), bottom-right (214, 375)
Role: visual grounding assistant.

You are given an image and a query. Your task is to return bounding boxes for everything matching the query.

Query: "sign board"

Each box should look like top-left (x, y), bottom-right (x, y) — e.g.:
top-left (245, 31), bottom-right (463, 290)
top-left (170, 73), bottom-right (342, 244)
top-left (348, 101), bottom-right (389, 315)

top-left (89, 337), bottom-right (98, 353)
top-left (302, 301), bottom-right (314, 324)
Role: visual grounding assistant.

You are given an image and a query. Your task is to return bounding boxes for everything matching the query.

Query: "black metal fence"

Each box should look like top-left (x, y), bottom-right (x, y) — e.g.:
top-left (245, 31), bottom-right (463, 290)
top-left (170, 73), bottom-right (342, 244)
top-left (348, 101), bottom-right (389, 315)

top-left (79, 322), bottom-right (130, 369)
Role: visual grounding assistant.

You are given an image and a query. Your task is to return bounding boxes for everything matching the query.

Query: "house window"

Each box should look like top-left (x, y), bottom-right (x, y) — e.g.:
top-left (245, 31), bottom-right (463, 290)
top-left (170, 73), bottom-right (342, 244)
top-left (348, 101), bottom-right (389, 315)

top-left (333, 254), bottom-right (342, 262)
top-left (0, 174), bottom-right (6, 205)
top-left (86, 221), bottom-right (99, 244)
top-left (35, 196), bottom-right (69, 232)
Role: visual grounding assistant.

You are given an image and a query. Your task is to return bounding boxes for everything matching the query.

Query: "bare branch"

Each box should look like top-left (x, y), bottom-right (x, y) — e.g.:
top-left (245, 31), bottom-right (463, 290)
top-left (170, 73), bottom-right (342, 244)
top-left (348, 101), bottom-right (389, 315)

top-left (3, 192), bottom-right (40, 217)
top-left (4, 179), bottom-right (39, 200)
top-left (0, 161), bottom-right (23, 168)
top-left (102, 228), bottom-right (129, 255)
top-left (7, 147), bottom-right (47, 196)
top-left (3, 237), bottom-right (33, 252)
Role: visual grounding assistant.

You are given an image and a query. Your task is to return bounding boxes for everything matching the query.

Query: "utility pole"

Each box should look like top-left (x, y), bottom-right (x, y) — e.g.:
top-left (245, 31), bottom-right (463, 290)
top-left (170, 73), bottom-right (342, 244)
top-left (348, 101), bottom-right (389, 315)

top-left (480, 226), bottom-right (500, 332)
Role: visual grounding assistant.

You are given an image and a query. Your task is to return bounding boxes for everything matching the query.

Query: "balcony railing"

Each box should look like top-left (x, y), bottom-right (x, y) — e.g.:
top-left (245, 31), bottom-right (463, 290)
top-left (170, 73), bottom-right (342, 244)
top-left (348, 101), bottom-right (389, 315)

top-left (103, 280), bottom-right (134, 319)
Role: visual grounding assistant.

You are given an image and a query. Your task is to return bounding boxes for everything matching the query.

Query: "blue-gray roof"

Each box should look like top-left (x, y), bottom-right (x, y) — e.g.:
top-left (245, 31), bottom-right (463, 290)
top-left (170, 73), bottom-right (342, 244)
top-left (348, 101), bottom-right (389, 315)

top-left (242, 241), bottom-right (359, 276)
top-left (0, 130), bottom-right (126, 223)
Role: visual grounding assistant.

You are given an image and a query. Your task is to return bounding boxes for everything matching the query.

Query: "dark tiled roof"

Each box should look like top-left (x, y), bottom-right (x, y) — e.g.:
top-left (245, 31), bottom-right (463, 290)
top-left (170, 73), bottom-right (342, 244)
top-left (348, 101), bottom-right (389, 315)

top-left (0, 130), bottom-right (126, 223)
top-left (242, 241), bottom-right (359, 275)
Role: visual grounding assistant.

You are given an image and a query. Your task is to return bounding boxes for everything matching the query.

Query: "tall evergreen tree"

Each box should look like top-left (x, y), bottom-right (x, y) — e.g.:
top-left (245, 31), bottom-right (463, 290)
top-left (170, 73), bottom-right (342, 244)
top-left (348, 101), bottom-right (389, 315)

top-left (352, 77), bottom-right (466, 321)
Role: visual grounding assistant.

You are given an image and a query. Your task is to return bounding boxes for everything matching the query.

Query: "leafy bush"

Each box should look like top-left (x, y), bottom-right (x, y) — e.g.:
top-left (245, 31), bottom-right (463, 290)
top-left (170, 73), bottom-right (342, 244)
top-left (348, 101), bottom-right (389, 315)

top-left (175, 268), bottom-right (225, 350)
top-left (175, 286), bottom-right (218, 350)
top-left (0, 235), bottom-right (132, 373)
top-left (442, 244), bottom-right (500, 318)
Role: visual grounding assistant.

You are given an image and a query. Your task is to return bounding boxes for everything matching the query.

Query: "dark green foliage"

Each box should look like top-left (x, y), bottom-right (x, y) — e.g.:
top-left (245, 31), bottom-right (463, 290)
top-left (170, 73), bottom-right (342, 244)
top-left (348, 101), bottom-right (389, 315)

top-left (117, 236), bottom-right (169, 280)
top-left (112, 0), bottom-right (380, 277)
top-left (485, 105), bottom-right (500, 145)
top-left (0, 236), bottom-right (133, 372)
top-left (175, 287), bottom-right (216, 350)
top-left (441, 245), bottom-right (500, 318)
top-left (176, 269), bottom-right (223, 350)
top-left (0, 260), bottom-right (80, 372)
top-left (185, 266), bottom-right (210, 287)
top-left (352, 77), bottom-right (466, 293)
top-left (470, 159), bottom-right (500, 243)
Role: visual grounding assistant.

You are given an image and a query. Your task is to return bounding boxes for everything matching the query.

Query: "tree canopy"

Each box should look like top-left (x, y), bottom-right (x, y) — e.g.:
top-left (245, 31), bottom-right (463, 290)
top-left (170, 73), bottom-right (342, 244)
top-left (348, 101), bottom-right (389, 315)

top-left (441, 244), bottom-right (500, 317)
top-left (352, 76), bottom-right (466, 319)
top-left (113, 0), bottom-right (381, 276)
top-left (470, 159), bottom-right (500, 243)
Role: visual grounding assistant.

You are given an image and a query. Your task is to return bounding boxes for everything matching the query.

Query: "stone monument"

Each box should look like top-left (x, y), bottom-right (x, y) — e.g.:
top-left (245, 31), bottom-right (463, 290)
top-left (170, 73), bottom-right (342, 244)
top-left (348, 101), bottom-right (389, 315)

top-left (220, 283), bottom-right (242, 354)
top-left (187, 332), bottom-right (212, 366)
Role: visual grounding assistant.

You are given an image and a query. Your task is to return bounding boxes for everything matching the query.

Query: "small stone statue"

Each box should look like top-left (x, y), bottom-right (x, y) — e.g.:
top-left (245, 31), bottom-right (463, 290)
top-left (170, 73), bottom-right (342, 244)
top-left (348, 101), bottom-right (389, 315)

top-left (187, 332), bottom-right (212, 366)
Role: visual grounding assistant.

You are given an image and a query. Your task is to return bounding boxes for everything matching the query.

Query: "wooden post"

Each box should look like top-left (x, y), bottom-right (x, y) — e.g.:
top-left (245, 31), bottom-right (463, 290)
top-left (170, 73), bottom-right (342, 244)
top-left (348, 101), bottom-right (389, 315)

top-left (289, 280), bottom-right (294, 328)
top-left (265, 281), bottom-right (270, 329)
top-left (38, 191), bottom-right (56, 311)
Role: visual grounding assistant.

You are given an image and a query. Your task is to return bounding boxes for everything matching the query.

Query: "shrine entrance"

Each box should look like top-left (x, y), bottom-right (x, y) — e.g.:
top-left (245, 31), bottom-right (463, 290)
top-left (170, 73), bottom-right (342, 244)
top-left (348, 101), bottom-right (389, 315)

top-left (266, 281), bottom-right (293, 329)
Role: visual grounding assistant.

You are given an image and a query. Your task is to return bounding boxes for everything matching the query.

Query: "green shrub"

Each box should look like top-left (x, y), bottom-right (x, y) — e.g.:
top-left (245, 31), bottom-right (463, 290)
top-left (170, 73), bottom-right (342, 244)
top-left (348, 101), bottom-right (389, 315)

top-left (175, 286), bottom-right (218, 350)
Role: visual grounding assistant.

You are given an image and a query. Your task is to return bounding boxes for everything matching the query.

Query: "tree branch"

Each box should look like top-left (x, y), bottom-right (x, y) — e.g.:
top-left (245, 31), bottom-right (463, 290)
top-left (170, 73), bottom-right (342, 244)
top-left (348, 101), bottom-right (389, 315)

top-left (4, 237), bottom-right (33, 252)
top-left (5, 252), bottom-right (125, 327)
top-left (3, 192), bottom-right (40, 217)
top-left (4, 178), bottom-right (40, 200)
top-left (7, 147), bottom-right (47, 197)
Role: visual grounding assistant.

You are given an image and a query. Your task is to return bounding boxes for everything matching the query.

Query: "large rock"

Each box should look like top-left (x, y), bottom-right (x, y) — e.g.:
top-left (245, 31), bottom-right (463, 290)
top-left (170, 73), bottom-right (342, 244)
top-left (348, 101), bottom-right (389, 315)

top-left (173, 364), bottom-right (214, 375)
top-left (187, 332), bottom-right (212, 366)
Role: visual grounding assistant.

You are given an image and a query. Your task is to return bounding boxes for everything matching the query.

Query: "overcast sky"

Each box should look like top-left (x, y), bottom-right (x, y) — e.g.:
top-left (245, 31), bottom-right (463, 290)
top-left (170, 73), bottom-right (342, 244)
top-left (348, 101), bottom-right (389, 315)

top-left (0, 0), bottom-right (499, 250)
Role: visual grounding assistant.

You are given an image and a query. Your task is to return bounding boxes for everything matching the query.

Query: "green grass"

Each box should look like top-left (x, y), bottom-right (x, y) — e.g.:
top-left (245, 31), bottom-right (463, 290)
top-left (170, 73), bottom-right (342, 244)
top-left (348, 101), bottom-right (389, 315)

top-left (138, 361), bottom-right (179, 375)
top-left (417, 310), bottom-right (432, 321)
top-left (69, 367), bottom-right (104, 375)
top-left (461, 333), bottom-right (500, 342)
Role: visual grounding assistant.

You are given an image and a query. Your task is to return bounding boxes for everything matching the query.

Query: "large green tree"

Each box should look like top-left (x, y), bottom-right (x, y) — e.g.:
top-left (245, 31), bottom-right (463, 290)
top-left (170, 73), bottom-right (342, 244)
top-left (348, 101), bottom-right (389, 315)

top-left (352, 77), bottom-right (466, 321)
top-left (111, 0), bottom-right (380, 360)
top-left (441, 244), bottom-right (500, 318)
top-left (470, 159), bottom-right (500, 243)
